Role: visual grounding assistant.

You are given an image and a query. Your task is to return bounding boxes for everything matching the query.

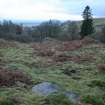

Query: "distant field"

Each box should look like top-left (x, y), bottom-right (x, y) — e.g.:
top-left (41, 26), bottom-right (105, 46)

top-left (62, 18), bottom-right (105, 31)
top-left (93, 18), bottom-right (105, 26)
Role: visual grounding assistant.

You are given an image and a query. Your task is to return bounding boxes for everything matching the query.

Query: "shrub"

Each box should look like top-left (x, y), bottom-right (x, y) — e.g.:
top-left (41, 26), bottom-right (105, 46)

top-left (44, 93), bottom-right (74, 105)
top-left (82, 95), bottom-right (105, 105)
top-left (54, 54), bottom-right (71, 62)
top-left (63, 69), bottom-right (76, 76)
top-left (97, 64), bottom-right (105, 72)
top-left (38, 49), bottom-right (54, 56)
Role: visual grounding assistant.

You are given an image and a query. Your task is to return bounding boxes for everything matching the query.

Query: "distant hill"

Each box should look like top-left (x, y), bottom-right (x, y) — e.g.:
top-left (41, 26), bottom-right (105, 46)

top-left (14, 18), bottom-right (105, 28)
top-left (79, 17), bottom-right (105, 26)
top-left (93, 18), bottom-right (105, 26)
top-left (13, 20), bottom-right (42, 27)
top-left (22, 22), bottom-right (41, 27)
top-left (63, 18), bottom-right (105, 30)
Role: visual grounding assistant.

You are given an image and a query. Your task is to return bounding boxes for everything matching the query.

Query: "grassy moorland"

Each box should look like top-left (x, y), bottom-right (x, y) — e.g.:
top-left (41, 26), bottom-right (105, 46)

top-left (0, 38), bottom-right (105, 105)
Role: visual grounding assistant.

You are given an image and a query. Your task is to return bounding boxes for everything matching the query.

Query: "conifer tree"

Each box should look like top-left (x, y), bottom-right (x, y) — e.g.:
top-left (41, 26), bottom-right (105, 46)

top-left (80, 6), bottom-right (94, 39)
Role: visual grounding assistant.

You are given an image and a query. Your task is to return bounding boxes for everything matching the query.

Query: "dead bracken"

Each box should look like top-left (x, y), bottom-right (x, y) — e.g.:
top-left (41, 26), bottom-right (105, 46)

top-left (0, 68), bottom-right (32, 86)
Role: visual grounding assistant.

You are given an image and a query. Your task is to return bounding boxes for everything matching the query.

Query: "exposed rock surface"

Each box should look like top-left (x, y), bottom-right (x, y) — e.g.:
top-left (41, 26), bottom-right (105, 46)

top-left (32, 82), bottom-right (79, 103)
top-left (65, 91), bottom-right (79, 103)
top-left (32, 82), bottom-right (62, 96)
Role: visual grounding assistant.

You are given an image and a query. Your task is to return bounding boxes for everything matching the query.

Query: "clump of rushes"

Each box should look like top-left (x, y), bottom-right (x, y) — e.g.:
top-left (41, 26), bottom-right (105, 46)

top-left (82, 95), bottom-right (105, 105)
top-left (44, 93), bottom-right (74, 105)
top-left (88, 79), bottom-right (105, 88)
top-left (0, 97), bottom-right (15, 105)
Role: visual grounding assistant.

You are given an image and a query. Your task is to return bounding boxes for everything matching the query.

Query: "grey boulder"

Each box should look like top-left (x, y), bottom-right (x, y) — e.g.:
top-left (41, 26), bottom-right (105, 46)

top-left (32, 82), bottom-right (79, 103)
top-left (32, 82), bottom-right (62, 96)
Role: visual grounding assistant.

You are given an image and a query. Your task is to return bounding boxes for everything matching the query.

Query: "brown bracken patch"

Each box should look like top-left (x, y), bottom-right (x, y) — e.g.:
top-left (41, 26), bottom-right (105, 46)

top-left (61, 37), bottom-right (98, 51)
top-left (0, 68), bottom-right (32, 86)
top-left (97, 64), bottom-right (105, 72)
top-left (53, 54), bottom-right (95, 63)
top-left (31, 37), bottom-right (98, 57)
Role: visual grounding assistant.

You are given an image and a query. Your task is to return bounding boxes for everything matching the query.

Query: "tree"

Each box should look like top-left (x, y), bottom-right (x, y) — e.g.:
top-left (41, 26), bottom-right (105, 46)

top-left (80, 5), bottom-right (94, 39)
top-left (99, 26), bottom-right (105, 43)
top-left (68, 21), bottom-right (79, 40)
top-left (33, 20), bottom-right (61, 41)
top-left (16, 24), bottom-right (23, 35)
top-left (102, 26), bottom-right (105, 35)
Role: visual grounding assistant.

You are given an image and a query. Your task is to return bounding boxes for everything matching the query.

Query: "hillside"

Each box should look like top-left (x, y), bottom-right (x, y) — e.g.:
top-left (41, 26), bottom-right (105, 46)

top-left (79, 17), bottom-right (105, 26)
top-left (93, 18), bottom-right (105, 26)
top-left (62, 18), bottom-right (105, 32)
top-left (0, 38), bottom-right (105, 105)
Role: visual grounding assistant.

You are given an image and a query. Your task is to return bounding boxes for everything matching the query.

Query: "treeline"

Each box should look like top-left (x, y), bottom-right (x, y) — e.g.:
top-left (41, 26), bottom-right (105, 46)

top-left (0, 19), bottom-right (105, 43)
top-left (0, 20), bottom-right (23, 39)
top-left (92, 26), bottom-right (105, 43)
top-left (0, 20), bottom-right (39, 42)
top-left (0, 20), bottom-right (80, 42)
top-left (31, 20), bottom-right (79, 41)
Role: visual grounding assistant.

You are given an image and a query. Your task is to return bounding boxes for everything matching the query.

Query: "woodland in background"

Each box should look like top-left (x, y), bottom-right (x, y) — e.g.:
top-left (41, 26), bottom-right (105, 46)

top-left (0, 19), bottom-right (105, 43)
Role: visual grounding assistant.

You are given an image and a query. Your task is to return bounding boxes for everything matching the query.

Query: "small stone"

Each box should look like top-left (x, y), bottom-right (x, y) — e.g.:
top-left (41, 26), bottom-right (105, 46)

top-left (65, 91), bottom-right (79, 103)
top-left (15, 81), bottom-right (26, 88)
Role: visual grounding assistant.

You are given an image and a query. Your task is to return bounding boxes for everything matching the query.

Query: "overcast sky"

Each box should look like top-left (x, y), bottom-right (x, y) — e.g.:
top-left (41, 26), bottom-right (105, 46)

top-left (0, 0), bottom-right (105, 21)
